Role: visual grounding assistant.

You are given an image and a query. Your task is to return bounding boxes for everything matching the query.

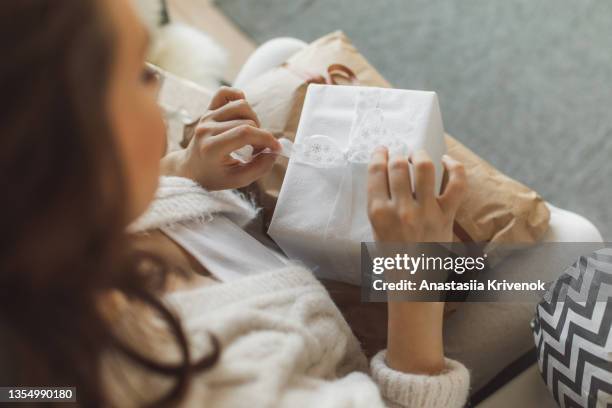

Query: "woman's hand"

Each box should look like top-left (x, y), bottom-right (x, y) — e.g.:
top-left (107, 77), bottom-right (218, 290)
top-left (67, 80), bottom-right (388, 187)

top-left (367, 147), bottom-right (466, 243)
top-left (161, 86), bottom-right (280, 190)
top-left (366, 147), bottom-right (467, 375)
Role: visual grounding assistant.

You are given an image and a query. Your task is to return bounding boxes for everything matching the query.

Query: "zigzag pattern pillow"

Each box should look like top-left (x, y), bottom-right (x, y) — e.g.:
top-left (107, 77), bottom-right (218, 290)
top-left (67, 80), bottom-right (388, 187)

top-left (533, 248), bottom-right (612, 407)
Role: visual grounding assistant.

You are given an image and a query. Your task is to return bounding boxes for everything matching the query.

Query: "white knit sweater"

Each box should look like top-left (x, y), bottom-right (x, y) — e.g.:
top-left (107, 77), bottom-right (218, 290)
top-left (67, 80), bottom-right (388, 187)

top-left (113, 177), bottom-right (470, 408)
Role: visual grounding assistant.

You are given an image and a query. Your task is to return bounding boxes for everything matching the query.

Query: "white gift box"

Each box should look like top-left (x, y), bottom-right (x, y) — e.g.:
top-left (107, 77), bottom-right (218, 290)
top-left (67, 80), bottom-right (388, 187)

top-left (268, 84), bottom-right (446, 284)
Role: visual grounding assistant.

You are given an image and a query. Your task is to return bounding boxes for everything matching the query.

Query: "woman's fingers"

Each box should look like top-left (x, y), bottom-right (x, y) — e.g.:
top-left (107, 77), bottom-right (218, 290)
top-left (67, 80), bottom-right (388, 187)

top-left (207, 86), bottom-right (246, 110)
top-left (196, 119), bottom-right (257, 137)
top-left (210, 98), bottom-right (260, 127)
top-left (367, 147), bottom-right (391, 203)
top-left (437, 154), bottom-right (467, 215)
top-left (208, 125), bottom-right (280, 155)
top-left (228, 152), bottom-right (277, 188)
top-left (411, 150), bottom-right (436, 205)
top-left (368, 148), bottom-right (402, 238)
top-left (388, 154), bottom-right (414, 207)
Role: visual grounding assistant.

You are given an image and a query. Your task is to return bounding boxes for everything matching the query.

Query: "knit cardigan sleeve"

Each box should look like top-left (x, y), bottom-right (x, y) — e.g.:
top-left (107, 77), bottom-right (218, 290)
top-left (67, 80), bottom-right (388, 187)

top-left (271, 356), bottom-right (470, 408)
top-left (268, 359), bottom-right (469, 408)
top-left (370, 351), bottom-right (470, 407)
top-left (128, 176), bottom-right (258, 233)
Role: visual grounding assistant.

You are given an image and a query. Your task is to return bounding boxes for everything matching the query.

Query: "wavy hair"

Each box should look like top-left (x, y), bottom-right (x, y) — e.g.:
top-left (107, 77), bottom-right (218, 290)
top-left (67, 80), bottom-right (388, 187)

top-left (0, 1), bottom-right (218, 406)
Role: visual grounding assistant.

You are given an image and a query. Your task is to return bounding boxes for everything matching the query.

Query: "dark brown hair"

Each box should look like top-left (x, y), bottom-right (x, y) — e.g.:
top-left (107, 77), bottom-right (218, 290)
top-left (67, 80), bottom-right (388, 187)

top-left (0, 1), bottom-right (218, 406)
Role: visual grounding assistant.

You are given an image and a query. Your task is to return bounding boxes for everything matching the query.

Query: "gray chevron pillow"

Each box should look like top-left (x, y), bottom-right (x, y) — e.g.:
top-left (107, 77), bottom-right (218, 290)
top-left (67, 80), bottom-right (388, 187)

top-left (533, 248), bottom-right (612, 408)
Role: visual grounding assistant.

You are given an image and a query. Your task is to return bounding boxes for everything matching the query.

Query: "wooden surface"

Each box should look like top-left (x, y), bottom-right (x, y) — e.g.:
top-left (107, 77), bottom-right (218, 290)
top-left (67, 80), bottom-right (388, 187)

top-left (166, 0), bottom-right (256, 82)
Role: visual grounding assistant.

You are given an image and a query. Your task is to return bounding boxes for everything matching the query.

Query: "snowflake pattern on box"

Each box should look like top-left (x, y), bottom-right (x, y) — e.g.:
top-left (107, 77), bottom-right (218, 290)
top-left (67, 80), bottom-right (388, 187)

top-left (291, 89), bottom-right (423, 167)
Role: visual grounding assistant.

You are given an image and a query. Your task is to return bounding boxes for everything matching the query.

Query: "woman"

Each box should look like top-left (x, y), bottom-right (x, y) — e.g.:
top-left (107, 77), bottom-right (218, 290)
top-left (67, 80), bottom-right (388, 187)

top-left (0, 0), bottom-right (469, 406)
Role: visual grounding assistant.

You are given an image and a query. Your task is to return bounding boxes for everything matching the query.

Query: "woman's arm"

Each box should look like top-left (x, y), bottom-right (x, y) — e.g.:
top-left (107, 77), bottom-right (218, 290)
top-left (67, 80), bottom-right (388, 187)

top-left (387, 302), bottom-right (445, 374)
top-left (160, 86), bottom-right (280, 189)
top-left (367, 147), bottom-right (467, 375)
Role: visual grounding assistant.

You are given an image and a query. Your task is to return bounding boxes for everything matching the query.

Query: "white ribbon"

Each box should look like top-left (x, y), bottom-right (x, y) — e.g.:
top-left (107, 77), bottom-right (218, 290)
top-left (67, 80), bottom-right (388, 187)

top-left (231, 89), bottom-right (424, 166)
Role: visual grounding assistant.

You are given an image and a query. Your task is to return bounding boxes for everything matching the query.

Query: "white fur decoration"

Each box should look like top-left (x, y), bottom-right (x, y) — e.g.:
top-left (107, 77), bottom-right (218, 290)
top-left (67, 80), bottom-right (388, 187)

top-left (148, 23), bottom-right (228, 90)
top-left (133, 0), bottom-right (228, 90)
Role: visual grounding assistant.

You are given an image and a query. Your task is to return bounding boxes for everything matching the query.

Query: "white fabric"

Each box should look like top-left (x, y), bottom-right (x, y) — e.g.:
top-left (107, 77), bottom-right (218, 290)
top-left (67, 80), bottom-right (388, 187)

top-left (233, 37), bottom-right (308, 88)
top-left (121, 176), bottom-right (470, 408)
top-left (162, 216), bottom-right (288, 281)
top-left (268, 84), bottom-right (446, 284)
top-left (543, 203), bottom-right (603, 242)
